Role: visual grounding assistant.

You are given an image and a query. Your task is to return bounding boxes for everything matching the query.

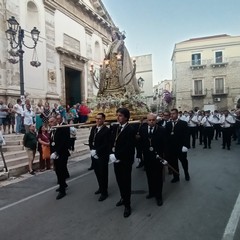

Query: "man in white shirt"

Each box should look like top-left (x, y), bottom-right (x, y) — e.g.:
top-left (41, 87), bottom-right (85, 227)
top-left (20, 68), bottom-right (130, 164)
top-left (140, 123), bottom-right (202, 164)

top-left (179, 111), bottom-right (188, 122)
top-left (201, 110), bottom-right (214, 149)
top-left (186, 110), bottom-right (198, 148)
top-left (213, 110), bottom-right (221, 140)
top-left (197, 111), bottom-right (204, 145)
top-left (13, 98), bottom-right (24, 134)
top-left (23, 103), bottom-right (35, 133)
top-left (220, 110), bottom-right (235, 150)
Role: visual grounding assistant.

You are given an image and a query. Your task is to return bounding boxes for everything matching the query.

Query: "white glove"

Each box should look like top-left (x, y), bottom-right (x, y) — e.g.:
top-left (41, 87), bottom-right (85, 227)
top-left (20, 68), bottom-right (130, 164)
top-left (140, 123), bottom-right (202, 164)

top-left (90, 149), bottom-right (96, 157)
top-left (109, 154), bottom-right (119, 163)
top-left (182, 146), bottom-right (188, 152)
top-left (50, 152), bottom-right (59, 160)
top-left (161, 159), bottom-right (168, 165)
top-left (90, 149), bottom-right (98, 159)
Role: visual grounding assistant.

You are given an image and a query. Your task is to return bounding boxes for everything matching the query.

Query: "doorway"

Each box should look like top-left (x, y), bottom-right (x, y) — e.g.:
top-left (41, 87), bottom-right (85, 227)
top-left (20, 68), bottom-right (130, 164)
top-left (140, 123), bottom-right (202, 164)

top-left (65, 67), bottom-right (81, 106)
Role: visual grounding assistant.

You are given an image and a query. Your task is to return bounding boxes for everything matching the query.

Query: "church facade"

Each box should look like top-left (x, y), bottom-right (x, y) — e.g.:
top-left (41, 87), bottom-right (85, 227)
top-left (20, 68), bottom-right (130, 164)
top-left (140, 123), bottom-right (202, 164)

top-left (0, 0), bottom-right (115, 107)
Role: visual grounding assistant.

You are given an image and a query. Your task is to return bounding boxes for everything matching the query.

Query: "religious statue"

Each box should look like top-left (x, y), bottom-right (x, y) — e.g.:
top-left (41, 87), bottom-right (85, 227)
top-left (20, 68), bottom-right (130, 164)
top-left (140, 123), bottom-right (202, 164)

top-left (98, 28), bottom-right (140, 97)
top-left (88, 27), bottom-right (149, 122)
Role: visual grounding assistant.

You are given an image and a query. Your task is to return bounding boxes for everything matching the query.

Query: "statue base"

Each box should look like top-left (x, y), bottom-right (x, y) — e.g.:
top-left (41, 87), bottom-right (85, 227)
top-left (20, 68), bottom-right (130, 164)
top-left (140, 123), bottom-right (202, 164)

top-left (87, 95), bottom-right (149, 123)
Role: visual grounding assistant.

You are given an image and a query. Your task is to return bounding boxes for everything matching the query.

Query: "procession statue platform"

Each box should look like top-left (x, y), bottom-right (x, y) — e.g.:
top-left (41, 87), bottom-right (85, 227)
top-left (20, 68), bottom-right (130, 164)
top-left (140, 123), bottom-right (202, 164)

top-left (88, 28), bottom-right (149, 122)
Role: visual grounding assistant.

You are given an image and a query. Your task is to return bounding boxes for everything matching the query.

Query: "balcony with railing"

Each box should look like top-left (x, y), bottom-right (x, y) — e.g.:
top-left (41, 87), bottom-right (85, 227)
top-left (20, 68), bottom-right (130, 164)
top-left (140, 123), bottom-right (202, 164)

top-left (190, 59), bottom-right (207, 70)
top-left (211, 87), bottom-right (229, 96)
top-left (191, 88), bottom-right (207, 97)
top-left (210, 57), bottom-right (228, 68)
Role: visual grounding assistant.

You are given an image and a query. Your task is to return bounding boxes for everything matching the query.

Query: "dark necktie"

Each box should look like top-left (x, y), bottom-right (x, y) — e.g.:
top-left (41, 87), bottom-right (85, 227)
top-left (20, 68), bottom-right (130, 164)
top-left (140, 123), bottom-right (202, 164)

top-left (118, 125), bottom-right (122, 132)
top-left (149, 127), bottom-right (153, 136)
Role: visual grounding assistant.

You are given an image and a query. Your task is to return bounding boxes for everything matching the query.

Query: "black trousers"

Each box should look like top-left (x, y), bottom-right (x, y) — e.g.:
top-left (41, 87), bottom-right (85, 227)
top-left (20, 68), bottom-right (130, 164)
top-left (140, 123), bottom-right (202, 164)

top-left (198, 125), bottom-right (203, 144)
top-left (114, 161), bottom-right (132, 207)
top-left (189, 127), bottom-right (197, 147)
top-left (69, 138), bottom-right (76, 151)
top-left (214, 124), bottom-right (221, 139)
top-left (222, 127), bottom-right (232, 148)
top-left (144, 153), bottom-right (163, 199)
top-left (92, 156), bottom-right (108, 195)
top-left (54, 155), bottom-right (68, 193)
top-left (203, 127), bottom-right (214, 147)
top-left (168, 151), bottom-right (189, 180)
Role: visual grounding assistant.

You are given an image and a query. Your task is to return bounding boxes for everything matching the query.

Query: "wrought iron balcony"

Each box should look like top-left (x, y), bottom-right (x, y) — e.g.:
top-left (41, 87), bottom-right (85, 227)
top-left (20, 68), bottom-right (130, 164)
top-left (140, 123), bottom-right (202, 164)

top-left (190, 60), bottom-right (207, 70)
top-left (210, 58), bottom-right (228, 68)
top-left (191, 88), bottom-right (207, 97)
top-left (211, 87), bottom-right (229, 96)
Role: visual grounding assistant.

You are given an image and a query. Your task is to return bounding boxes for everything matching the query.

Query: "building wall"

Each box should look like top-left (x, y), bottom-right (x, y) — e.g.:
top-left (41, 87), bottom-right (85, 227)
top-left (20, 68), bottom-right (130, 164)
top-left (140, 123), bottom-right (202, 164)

top-left (0, 0), bottom-right (113, 106)
top-left (134, 54), bottom-right (153, 97)
top-left (172, 35), bottom-right (240, 111)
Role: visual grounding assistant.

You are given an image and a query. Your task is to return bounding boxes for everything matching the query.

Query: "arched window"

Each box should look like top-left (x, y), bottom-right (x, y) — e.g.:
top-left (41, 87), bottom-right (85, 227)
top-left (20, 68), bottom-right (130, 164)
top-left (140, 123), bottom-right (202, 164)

top-left (94, 41), bottom-right (101, 62)
top-left (26, 1), bottom-right (40, 30)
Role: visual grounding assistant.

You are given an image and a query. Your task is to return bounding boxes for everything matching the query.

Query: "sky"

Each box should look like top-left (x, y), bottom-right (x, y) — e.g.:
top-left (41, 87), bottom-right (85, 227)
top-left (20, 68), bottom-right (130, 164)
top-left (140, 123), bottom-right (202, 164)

top-left (102, 0), bottom-right (240, 85)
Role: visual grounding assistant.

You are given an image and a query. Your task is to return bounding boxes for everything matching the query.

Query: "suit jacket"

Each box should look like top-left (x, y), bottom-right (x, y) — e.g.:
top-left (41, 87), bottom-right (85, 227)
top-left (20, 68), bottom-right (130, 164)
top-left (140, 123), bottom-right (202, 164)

top-left (110, 123), bottom-right (135, 164)
top-left (165, 120), bottom-right (190, 153)
top-left (50, 122), bottom-right (70, 157)
top-left (139, 124), bottom-right (165, 158)
top-left (89, 125), bottom-right (111, 158)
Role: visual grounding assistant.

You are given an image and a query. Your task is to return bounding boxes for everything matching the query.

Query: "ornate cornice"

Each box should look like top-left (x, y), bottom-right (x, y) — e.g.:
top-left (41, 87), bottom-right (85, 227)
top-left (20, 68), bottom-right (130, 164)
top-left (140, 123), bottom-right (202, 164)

top-left (56, 46), bottom-right (89, 63)
top-left (85, 26), bottom-right (93, 36)
top-left (102, 37), bottom-right (109, 46)
top-left (43, 0), bottom-right (112, 40)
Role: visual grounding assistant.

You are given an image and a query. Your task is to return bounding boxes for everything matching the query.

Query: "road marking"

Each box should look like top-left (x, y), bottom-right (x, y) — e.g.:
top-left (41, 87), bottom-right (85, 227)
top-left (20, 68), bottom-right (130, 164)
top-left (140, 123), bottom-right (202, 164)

top-left (222, 192), bottom-right (240, 240)
top-left (0, 171), bottom-right (92, 212)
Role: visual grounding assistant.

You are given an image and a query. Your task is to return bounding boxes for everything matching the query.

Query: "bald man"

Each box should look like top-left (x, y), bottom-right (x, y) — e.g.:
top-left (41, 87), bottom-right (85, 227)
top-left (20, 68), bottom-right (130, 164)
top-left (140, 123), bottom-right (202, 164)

top-left (139, 113), bottom-right (166, 206)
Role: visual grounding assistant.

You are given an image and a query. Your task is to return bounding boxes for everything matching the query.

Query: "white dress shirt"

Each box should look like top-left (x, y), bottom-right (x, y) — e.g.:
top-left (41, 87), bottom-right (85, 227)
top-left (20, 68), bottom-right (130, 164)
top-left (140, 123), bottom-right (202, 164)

top-left (220, 115), bottom-right (235, 128)
top-left (201, 115), bottom-right (214, 127)
top-left (23, 109), bottom-right (35, 125)
top-left (187, 115), bottom-right (198, 127)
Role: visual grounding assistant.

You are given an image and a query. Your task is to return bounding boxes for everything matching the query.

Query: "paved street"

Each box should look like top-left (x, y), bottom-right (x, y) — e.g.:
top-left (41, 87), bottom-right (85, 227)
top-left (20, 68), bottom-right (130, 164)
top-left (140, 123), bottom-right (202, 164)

top-left (0, 140), bottom-right (240, 240)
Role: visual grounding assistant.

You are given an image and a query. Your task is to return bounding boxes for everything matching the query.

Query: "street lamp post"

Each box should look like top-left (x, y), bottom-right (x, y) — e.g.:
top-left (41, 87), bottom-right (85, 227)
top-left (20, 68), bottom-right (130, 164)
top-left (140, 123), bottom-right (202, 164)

top-left (5, 16), bottom-right (40, 105)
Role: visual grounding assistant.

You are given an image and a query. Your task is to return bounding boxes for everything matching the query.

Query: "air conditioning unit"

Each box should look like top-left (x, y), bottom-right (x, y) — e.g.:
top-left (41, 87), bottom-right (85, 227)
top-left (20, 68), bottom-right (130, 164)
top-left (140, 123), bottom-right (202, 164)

top-left (214, 98), bottom-right (221, 102)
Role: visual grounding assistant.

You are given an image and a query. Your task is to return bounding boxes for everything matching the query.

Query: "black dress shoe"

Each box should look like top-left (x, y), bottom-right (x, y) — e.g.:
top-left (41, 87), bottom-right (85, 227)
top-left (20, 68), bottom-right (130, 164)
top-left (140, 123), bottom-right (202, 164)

top-left (88, 166), bottom-right (94, 171)
top-left (156, 198), bottom-right (163, 206)
top-left (56, 192), bottom-right (66, 200)
top-left (171, 178), bottom-right (180, 183)
top-left (123, 207), bottom-right (131, 218)
top-left (136, 162), bottom-right (144, 168)
top-left (208, 146), bottom-right (211, 149)
top-left (116, 199), bottom-right (124, 207)
top-left (185, 173), bottom-right (190, 181)
top-left (146, 194), bottom-right (154, 199)
top-left (95, 189), bottom-right (101, 194)
top-left (203, 146), bottom-right (207, 149)
top-left (98, 194), bottom-right (108, 202)
top-left (56, 184), bottom-right (68, 192)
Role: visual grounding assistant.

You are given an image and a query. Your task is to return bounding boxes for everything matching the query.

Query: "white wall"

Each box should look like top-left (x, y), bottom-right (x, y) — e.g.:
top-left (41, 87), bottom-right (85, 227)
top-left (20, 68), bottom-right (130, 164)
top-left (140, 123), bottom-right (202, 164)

top-left (134, 54), bottom-right (153, 97)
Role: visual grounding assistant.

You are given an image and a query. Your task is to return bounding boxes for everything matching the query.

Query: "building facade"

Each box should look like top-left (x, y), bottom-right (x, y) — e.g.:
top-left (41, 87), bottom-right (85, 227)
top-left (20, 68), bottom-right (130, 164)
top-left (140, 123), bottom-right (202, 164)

top-left (0, 0), bottom-right (114, 106)
top-left (153, 79), bottom-right (172, 112)
top-left (171, 34), bottom-right (240, 111)
top-left (133, 54), bottom-right (153, 106)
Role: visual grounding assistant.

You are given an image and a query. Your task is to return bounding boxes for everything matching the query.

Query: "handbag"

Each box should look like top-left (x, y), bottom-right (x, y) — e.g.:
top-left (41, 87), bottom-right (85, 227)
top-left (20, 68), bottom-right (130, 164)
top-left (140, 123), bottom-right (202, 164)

top-left (42, 145), bottom-right (50, 159)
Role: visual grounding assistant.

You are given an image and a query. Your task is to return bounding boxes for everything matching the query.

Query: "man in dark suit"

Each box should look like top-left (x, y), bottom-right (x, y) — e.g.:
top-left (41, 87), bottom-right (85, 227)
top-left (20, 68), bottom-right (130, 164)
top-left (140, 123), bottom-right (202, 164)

top-left (89, 113), bottom-right (111, 202)
top-left (139, 113), bottom-right (165, 206)
top-left (49, 115), bottom-right (70, 200)
top-left (110, 108), bottom-right (135, 218)
top-left (165, 108), bottom-right (190, 183)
